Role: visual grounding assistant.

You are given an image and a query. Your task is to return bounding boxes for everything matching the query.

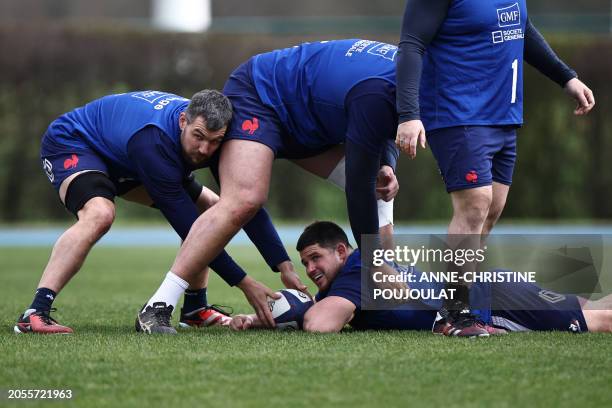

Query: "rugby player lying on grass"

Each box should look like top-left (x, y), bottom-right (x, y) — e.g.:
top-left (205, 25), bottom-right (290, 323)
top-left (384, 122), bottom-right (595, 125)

top-left (230, 221), bottom-right (612, 335)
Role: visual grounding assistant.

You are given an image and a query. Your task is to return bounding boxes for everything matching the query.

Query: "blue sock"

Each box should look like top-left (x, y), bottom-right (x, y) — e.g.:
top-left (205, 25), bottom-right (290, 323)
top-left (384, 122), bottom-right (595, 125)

top-left (182, 288), bottom-right (208, 314)
top-left (29, 288), bottom-right (57, 312)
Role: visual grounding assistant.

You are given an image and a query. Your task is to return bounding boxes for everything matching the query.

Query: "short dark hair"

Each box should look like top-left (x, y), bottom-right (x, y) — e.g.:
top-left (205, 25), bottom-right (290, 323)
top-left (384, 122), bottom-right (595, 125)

top-left (296, 221), bottom-right (352, 252)
top-left (186, 89), bottom-right (232, 131)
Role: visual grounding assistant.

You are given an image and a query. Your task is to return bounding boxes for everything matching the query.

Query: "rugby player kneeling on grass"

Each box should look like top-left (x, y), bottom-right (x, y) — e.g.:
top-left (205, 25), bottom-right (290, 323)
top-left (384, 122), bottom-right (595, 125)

top-left (231, 221), bottom-right (612, 335)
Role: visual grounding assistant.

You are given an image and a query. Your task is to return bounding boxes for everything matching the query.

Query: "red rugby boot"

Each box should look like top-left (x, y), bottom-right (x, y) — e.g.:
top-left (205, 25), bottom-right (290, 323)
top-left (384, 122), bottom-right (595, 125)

top-left (179, 305), bottom-right (233, 328)
top-left (432, 308), bottom-right (490, 338)
top-left (14, 308), bottom-right (73, 334)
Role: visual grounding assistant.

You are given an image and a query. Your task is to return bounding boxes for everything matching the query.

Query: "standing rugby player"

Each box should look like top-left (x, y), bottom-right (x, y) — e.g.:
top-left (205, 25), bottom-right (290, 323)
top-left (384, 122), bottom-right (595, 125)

top-left (394, 0), bottom-right (595, 335)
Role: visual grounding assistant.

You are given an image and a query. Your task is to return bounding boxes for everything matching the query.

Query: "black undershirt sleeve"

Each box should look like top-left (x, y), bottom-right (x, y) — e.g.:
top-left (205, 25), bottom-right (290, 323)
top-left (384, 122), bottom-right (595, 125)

top-left (127, 127), bottom-right (247, 286)
top-left (396, 0), bottom-right (451, 123)
top-left (524, 18), bottom-right (577, 87)
top-left (344, 80), bottom-right (398, 249)
top-left (345, 140), bottom-right (380, 250)
top-left (380, 138), bottom-right (399, 172)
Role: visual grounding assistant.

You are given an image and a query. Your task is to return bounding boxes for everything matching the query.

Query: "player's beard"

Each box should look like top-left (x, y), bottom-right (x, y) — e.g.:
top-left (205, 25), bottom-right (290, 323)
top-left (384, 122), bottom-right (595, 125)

top-left (184, 152), bottom-right (209, 168)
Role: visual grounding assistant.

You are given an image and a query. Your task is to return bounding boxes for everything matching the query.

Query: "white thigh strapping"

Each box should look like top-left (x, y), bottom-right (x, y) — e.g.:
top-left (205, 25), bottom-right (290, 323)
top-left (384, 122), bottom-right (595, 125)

top-left (326, 157), bottom-right (394, 228)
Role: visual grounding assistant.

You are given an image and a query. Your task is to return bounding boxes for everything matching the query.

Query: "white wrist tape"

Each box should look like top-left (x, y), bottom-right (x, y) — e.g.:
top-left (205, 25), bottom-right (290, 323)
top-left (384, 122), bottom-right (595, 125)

top-left (377, 198), bottom-right (394, 228)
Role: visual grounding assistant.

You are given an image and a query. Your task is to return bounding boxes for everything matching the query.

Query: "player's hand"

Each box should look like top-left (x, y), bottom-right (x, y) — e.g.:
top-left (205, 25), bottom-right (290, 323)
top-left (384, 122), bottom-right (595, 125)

top-left (371, 262), bottom-right (408, 293)
top-left (376, 165), bottom-right (399, 201)
top-left (237, 276), bottom-right (280, 328)
top-left (396, 120), bottom-right (426, 159)
top-left (280, 270), bottom-right (313, 299)
top-left (230, 314), bottom-right (255, 331)
top-left (564, 78), bottom-right (595, 116)
top-left (278, 260), bottom-right (313, 299)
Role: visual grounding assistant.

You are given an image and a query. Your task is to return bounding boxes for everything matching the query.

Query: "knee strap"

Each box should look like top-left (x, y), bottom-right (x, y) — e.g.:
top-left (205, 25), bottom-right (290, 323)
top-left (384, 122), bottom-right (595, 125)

top-left (65, 172), bottom-right (116, 217)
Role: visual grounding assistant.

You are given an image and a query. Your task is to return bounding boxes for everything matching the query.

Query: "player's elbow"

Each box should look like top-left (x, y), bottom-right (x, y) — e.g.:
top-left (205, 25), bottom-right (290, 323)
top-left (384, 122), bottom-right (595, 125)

top-left (196, 187), bottom-right (220, 212)
top-left (303, 315), bottom-right (342, 333)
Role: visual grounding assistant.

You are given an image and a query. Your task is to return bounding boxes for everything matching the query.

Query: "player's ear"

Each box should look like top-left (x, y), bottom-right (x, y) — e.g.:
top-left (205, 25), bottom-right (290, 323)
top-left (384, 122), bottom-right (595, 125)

top-left (336, 243), bottom-right (347, 261)
top-left (179, 112), bottom-right (187, 131)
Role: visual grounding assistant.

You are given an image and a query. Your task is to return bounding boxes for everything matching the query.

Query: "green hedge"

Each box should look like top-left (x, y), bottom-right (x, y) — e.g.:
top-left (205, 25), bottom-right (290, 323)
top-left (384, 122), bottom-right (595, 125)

top-left (0, 25), bottom-right (610, 223)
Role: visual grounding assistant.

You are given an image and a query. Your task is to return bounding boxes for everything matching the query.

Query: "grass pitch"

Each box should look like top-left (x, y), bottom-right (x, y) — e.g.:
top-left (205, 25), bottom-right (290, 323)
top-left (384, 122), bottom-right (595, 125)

top-left (1, 246), bottom-right (610, 408)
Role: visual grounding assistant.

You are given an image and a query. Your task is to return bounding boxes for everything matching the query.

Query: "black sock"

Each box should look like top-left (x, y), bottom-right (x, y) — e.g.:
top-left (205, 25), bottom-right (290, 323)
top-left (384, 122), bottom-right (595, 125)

top-left (182, 288), bottom-right (208, 314)
top-left (442, 285), bottom-right (470, 312)
top-left (29, 288), bottom-right (57, 312)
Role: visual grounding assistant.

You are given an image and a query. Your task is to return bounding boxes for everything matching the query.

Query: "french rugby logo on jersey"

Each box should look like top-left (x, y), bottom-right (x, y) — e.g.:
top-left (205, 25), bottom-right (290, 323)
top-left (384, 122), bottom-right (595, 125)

top-left (63, 154), bottom-right (79, 170)
top-left (241, 117), bottom-right (259, 135)
top-left (492, 3), bottom-right (524, 44)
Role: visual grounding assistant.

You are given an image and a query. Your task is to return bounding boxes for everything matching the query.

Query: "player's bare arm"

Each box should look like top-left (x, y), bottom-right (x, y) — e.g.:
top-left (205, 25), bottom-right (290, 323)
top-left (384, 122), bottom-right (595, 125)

top-left (302, 296), bottom-right (355, 333)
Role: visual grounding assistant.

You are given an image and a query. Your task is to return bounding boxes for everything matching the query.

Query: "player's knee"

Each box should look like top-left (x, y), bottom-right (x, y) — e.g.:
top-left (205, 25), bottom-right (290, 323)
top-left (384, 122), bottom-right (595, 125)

top-left (484, 207), bottom-right (504, 232)
top-left (487, 205), bottom-right (503, 223)
top-left (487, 197), bottom-right (507, 223)
top-left (456, 193), bottom-right (492, 227)
top-left (459, 207), bottom-right (489, 230)
top-left (229, 191), bottom-right (266, 224)
top-left (79, 198), bottom-right (115, 237)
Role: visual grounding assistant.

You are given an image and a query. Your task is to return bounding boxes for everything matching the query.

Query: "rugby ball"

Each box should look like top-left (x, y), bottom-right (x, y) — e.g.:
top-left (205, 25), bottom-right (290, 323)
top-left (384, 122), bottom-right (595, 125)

top-left (268, 289), bottom-right (314, 330)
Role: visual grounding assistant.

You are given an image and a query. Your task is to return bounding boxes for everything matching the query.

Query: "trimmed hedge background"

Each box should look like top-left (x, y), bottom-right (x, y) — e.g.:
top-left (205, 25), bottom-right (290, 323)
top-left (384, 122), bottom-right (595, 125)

top-left (0, 26), bottom-right (610, 223)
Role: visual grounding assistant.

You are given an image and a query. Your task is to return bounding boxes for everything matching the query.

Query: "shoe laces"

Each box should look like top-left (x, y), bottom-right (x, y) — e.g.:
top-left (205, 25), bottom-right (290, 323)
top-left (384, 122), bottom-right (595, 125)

top-left (34, 308), bottom-right (59, 325)
top-left (153, 306), bottom-right (173, 326)
top-left (453, 310), bottom-right (486, 329)
top-left (207, 304), bottom-right (233, 317)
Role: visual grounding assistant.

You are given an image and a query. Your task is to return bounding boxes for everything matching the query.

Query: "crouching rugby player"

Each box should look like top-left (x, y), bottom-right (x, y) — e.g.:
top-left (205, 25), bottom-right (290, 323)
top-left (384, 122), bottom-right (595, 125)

top-left (15, 90), bottom-right (308, 335)
top-left (146, 39), bottom-right (408, 330)
top-left (231, 221), bottom-right (612, 335)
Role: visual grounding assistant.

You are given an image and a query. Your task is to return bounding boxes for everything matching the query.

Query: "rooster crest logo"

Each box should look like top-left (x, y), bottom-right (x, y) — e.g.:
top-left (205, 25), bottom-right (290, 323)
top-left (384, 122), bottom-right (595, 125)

top-left (465, 170), bottom-right (478, 183)
top-left (241, 117), bottom-right (259, 135)
top-left (63, 154), bottom-right (79, 170)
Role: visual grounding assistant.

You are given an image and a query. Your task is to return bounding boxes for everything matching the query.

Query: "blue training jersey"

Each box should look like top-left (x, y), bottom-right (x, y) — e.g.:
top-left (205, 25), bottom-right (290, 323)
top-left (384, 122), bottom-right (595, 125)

top-left (49, 91), bottom-right (189, 176)
top-left (420, 0), bottom-right (527, 130)
top-left (315, 250), bottom-right (437, 330)
top-left (315, 250), bottom-right (585, 332)
top-left (251, 39), bottom-right (397, 149)
top-left (45, 91), bottom-right (292, 286)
